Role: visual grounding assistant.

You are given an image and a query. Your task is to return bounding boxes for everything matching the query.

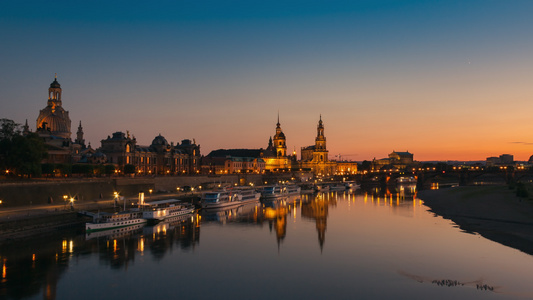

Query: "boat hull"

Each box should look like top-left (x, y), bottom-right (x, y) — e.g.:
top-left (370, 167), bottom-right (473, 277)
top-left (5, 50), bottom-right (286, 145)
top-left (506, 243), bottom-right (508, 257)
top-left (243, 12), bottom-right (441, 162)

top-left (86, 218), bottom-right (147, 232)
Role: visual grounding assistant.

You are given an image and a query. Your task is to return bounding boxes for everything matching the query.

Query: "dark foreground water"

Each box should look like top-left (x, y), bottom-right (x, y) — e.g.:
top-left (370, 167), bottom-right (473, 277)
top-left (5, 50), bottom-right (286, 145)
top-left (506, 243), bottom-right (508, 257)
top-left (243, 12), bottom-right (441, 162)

top-left (2, 187), bottom-right (533, 300)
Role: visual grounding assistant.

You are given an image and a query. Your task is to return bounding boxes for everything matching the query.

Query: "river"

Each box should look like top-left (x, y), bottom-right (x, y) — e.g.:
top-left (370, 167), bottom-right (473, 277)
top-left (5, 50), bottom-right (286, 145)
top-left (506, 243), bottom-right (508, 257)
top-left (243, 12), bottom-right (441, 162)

top-left (1, 186), bottom-right (532, 299)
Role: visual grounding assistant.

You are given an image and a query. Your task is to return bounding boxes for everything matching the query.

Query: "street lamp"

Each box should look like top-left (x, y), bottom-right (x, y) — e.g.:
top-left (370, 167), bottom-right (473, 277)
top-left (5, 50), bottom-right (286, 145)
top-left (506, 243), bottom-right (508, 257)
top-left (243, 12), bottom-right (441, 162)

top-left (113, 192), bottom-right (119, 208)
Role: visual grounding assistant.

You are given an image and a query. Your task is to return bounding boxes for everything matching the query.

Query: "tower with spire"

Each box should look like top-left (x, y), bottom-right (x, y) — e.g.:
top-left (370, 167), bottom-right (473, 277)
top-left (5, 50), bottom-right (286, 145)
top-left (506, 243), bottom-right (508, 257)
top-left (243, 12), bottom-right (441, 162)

top-left (272, 113), bottom-right (287, 158)
top-left (34, 75), bottom-right (85, 164)
top-left (312, 115), bottom-right (328, 162)
top-left (36, 74), bottom-right (72, 139)
top-left (299, 115), bottom-right (336, 175)
top-left (75, 121), bottom-right (86, 148)
top-left (315, 114), bottom-right (326, 151)
top-left (263, 113), bottom-right (291, 171)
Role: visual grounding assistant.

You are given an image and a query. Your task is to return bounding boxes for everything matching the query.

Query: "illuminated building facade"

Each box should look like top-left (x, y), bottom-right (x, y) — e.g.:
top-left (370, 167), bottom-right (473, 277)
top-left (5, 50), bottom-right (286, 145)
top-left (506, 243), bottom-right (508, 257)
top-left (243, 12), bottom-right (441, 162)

top-left (299, 116), bottom-right (337, 175)
top-left (100, 132), bottom-right (200, 175)
top-left (34, 75), bottom-right (84, 163)
top-left (264, 115), bottom-right (291, 171)
top-left (372, 151), bottom-right (415, 171)
top-left (201, 149), bottom-right (266, 174)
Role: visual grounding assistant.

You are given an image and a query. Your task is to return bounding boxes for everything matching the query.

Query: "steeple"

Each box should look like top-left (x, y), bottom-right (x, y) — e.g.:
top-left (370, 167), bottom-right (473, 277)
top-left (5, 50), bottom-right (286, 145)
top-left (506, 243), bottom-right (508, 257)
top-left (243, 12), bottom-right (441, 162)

top-left (315, 115), bottom-right (326, 151)
top-left (75, 120), bottom-right (85, 148)
top-left (22, 119), bottom-right (30, 135)
top-left (273, 114), bottom-right (286, 157)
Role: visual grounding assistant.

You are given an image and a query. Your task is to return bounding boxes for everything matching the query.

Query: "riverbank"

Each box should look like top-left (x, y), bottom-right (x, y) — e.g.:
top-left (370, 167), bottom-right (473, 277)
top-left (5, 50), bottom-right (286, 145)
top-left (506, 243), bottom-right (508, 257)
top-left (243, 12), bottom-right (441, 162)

top-left (0, 191), bottom-right (201, 242)
top-left (418, 185), bottom-right (533, 255)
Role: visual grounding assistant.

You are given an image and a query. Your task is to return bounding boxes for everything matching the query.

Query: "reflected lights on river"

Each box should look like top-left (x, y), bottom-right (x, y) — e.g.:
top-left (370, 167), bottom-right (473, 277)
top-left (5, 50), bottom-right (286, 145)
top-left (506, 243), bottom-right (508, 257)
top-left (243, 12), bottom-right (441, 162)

top-left (2, 186), bottom-right (533, 299)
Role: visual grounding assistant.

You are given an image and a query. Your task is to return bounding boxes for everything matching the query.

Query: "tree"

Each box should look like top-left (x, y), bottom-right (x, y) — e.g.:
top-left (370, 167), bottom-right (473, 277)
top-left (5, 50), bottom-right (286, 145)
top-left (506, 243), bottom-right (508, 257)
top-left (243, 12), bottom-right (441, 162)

top-left (0, 119), bottom-right (21, 140)
top-left (0, 119), bottom-right (47, 177)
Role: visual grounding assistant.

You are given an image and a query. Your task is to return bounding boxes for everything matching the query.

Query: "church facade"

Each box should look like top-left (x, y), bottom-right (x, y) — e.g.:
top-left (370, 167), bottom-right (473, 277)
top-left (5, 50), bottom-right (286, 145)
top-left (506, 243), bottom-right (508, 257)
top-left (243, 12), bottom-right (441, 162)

top-left (34, 75), bottom-right (85, 164)
top-left (299, 116), bottom-right (339, 176)
top-left (264, 116), bottom-right (292, 171)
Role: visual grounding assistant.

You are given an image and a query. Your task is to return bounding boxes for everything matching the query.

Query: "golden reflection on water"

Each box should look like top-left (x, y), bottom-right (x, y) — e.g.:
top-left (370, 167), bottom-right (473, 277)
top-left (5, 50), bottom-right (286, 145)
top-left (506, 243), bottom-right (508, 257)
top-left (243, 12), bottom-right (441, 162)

top-left (2, 259), bottom-right (6, 280)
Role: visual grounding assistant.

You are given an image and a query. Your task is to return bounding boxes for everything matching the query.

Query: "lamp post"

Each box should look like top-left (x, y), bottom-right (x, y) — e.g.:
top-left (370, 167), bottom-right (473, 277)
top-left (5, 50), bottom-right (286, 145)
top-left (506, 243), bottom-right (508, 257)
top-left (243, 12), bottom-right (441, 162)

top-left (113, 192), bottom-right (119, 209)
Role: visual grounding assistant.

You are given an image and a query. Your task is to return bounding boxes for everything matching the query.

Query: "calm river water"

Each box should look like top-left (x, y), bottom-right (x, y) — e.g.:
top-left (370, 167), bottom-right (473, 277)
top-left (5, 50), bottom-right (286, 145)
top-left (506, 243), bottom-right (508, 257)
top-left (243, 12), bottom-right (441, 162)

top-left (2, 187), bottom-right (533, 300)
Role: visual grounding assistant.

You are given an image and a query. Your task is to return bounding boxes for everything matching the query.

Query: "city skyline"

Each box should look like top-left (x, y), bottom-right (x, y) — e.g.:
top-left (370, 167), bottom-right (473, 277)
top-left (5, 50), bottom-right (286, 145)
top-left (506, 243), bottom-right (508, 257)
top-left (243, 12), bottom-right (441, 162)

top-left (2, 1), bottom-right (533, 161)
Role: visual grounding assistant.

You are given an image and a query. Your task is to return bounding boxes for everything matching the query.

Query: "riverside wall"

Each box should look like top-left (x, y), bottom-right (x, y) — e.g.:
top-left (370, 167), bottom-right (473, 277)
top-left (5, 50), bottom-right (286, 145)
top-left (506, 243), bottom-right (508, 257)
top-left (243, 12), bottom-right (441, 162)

top-left (0, 172), bottom-right (312, 208)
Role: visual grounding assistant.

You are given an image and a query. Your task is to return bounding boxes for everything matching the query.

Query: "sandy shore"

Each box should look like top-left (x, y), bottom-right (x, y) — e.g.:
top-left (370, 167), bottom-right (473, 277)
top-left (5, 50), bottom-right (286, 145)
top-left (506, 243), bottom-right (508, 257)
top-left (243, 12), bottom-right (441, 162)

top-left (418, 185), bottom-right (533, 255)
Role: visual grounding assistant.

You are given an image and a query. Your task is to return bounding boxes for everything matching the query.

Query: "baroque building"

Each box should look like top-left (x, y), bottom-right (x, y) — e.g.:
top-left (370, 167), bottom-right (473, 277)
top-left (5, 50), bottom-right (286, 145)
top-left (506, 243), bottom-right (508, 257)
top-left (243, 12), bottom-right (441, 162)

top-left (99, 132), bottom-right (200, 175)
top-left (299, 116), bottom-right (337, 175)
top-left (35, 75), bottom-right (85, 164)
top-left (201, 149), bottom-right (266, 174)
top-left (371, 151), bottom-right (415, 171)
top-left (202, 115), bottom-right (295, 174)
top-left (264, 115), bottom-right (292, 171)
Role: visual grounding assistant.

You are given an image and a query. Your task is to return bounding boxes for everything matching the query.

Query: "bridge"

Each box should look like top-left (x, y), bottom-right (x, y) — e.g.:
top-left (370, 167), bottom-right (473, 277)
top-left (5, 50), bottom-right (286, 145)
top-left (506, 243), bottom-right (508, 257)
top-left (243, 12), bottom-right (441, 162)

top-left (352, 166), bottom-right (533, 189)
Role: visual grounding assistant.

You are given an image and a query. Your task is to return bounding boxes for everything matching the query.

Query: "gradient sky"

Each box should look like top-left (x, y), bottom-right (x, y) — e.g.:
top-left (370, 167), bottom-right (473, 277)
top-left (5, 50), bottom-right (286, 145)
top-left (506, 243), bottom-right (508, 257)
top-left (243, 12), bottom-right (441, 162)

top-left (2, 0), bottom-right (533, 161)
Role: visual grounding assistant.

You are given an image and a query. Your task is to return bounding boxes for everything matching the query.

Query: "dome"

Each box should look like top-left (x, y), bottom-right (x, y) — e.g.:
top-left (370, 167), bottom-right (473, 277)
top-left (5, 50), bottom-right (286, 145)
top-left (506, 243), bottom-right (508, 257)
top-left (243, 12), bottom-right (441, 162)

top-left (275, 131), bottom-right (285, 139)
top-left (50, 79), bottom-right (61, 88)
top-left (151, 134), bottom-right (168, 146)
top-left (42, 113), bottom-right (69, 134)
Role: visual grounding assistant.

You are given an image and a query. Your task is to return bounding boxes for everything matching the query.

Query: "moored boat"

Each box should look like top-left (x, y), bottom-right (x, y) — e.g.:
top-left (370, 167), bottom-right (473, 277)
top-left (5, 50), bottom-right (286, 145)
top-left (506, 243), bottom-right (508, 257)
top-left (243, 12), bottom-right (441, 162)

top-left (260, 186), bottom-right (285, 199)
top-left (201, 189), bottom-right (242, 209)
top-left (328, 183), bottom-right (347, 191)
top-left (344, 181), bottom-right (360, 189)
top-left (141, 199), bottom-right (195, 224)
top-left (285, 184), bottom-right (301, 195)
top-left (234, 187), bottom-right (261, 203)
top-left (314, 184), bottom-right (330, 192)
top-left (85, 210), bottom-right (147, 232)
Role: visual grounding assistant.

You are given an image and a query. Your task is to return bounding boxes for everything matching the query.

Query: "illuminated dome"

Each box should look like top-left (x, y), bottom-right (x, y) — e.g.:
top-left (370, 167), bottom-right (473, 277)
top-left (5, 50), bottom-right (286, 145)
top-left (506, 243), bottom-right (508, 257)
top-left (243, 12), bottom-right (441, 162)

top-left (36, 75), bottom-right (71, 139)
top-left (41, 113), bottom-right (69, 134)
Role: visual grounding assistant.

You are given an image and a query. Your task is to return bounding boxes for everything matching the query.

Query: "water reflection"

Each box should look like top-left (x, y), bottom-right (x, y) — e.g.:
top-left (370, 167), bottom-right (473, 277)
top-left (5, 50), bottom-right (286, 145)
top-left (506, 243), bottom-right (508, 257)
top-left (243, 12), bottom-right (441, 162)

top-left (0, 214), bottom-right (200, 300)
top-left (6, 185), bottom-right (524, 300)
top-left (0, 230), bottom-right (76, 300)
top-left (301, 192), bottom-right (335, 252)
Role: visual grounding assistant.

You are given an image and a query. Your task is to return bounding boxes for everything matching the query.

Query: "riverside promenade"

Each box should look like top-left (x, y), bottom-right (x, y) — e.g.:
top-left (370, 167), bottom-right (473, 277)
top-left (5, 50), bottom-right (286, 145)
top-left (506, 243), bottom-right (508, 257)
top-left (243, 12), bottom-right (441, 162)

top-left (0, 190), bottom-right (201, 221)
top-left (418, 185), bottom-right (533, 255)
top-left (0, 190), bottom-right (202, 242)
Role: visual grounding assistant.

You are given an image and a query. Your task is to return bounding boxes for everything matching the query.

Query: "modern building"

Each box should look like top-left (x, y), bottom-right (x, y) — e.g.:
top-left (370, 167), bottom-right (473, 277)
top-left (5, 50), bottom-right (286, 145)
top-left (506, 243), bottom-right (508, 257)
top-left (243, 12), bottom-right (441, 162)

top-left (486, 154), bottom-right (514, 167)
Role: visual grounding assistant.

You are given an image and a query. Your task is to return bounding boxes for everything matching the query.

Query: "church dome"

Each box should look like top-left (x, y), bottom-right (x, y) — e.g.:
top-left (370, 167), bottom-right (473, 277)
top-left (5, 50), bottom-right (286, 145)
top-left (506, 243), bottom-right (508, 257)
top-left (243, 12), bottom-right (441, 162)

top-left (42, 113), bottom-right (69, 134)
top-left (151, 134), bottom-right (168, 146)
top-left (50, 79), bottom-right (61, 88)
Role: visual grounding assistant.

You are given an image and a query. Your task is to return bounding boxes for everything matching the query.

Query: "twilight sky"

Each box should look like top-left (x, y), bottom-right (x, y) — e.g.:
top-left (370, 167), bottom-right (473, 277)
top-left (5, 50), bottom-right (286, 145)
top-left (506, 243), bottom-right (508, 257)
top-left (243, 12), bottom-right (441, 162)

top-left (2, 0), bottom-right (533, 161)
